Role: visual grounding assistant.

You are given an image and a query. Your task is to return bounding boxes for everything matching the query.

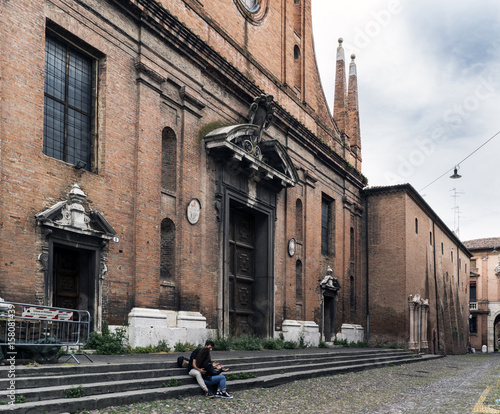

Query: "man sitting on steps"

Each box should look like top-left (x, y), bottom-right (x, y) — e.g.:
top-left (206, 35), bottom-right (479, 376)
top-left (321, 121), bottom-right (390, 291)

top-left (188, 340), bottom-right (231, 398)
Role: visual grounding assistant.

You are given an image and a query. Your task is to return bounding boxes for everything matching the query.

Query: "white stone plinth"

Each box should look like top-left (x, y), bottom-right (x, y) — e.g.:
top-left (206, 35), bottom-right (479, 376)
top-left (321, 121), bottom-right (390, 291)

top-left (338, 323), bottom-right (365, 344)
top-left (281, 319), bottom-right (319, 346)
top-left (126, 308), bottom-right (210, 349)
top-left (128, 308), bottom-right (168, 348)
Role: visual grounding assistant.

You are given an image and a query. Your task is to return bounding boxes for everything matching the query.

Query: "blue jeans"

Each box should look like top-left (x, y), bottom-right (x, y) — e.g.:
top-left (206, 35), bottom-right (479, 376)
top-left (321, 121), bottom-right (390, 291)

top-left (204, 374), bottom-right (227, 390)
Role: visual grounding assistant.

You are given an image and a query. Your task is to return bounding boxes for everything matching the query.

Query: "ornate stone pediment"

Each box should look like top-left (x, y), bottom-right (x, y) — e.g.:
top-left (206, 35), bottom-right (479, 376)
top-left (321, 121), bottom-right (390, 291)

top-left (204, 95), bottom-right (298, 190)
top-left (35, 184), bottom-right (116, 240)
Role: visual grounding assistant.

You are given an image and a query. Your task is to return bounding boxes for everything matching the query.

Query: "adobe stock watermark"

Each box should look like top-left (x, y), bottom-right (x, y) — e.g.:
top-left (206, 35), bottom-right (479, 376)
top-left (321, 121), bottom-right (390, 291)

top-left (384, 75), bottom-right (496, 185)
top-left (343, 0), bottom-right (403, 54)
top-left (6, 303), bottom-right (17, 409)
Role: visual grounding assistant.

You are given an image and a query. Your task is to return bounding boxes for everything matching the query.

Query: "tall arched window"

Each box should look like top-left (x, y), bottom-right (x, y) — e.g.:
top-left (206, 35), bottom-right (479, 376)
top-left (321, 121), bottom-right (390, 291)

top-left (294, 45), bottom-right (302, 90)
top-left (350, 275), bottom-right (356, 308)
top-left (160, 218), bottom-right (176, 309)
top-left (350, 227), bottom-right (355, 273)
top-left (161, 127), bottom-right (177, 192)
top-left (296, 260), bottom-right (303, 320)
top-left (296, 199), bottom-right (303, 241)
top-left (160, 218), bottom-right (175, 280)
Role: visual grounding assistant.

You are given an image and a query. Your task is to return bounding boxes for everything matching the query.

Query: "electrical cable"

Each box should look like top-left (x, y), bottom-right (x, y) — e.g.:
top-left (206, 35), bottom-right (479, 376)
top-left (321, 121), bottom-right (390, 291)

top-left (419, 129), bottom-right (500, 192)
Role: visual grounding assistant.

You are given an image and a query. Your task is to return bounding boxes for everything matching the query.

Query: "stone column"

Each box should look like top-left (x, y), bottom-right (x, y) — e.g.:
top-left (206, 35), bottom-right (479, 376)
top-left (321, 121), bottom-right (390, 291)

top-left (408, 294), bottom-right (421, 351)
top-left (421, 299), bottom-right (430, 350)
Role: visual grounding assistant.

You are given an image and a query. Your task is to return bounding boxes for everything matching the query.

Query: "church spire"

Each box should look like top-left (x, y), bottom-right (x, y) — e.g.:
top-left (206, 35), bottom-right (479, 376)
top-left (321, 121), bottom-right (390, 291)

top-left (347, 53), bottom-right (361, 165)
top-left (333, 38), bottom-right (348, 136)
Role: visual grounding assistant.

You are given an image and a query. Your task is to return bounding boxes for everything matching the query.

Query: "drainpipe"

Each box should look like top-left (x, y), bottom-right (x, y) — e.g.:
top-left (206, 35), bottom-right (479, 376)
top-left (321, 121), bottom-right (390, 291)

top-left (365, 196), bottom-right (370, 345)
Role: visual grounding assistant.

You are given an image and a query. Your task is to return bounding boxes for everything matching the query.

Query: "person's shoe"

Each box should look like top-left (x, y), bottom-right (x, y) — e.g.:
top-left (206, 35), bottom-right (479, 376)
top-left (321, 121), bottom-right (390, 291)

top-left (217, 390), bottom-right (233, 399)
top-left (205, 389), bottom-right (215, 398)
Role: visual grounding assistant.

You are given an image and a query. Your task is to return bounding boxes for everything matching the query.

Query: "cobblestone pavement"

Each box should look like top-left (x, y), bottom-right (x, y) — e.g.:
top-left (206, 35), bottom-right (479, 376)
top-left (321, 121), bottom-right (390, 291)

top-left (87, 353), bottom-right (500, 414)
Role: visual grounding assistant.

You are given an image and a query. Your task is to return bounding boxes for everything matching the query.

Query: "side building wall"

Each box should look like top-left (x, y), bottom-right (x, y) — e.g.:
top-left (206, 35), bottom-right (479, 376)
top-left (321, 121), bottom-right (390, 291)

top-left (365, 184), bottom-right (470, 354)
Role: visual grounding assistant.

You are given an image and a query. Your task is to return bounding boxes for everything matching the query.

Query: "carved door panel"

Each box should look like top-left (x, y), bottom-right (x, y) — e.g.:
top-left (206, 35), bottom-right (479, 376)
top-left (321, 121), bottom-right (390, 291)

top-left (54, 247), bottom-right (80, 309)
top-left (229, 208), bottom-right (256, 336)
top-left (53, 247), bottom-right (91, 311)
top-left (323, 295), bottom-right (335, 342)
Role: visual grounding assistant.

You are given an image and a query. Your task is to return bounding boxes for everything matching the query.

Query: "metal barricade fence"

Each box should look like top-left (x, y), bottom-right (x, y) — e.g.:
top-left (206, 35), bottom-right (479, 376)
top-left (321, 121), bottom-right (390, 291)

top-left (0, 301), bottom-right (93, 364)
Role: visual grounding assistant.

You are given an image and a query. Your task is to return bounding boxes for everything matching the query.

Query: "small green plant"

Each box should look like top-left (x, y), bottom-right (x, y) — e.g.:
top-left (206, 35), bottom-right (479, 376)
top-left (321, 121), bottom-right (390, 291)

top-left (279, 370), bottom-right (285, 374)
top-left (15, 395), bottom-right (27, 404)
top-left (226, 372), bottom-right (257, 380)
top-left (333, 338), bottom-right (367, 348)
top-left (230, 335), bottom-right (262, 351)
top-left (130, 345), bottom-right (156, 354)
top-left (164, 378), bottom-right (182, 387)
top-left (64, 385), bottom-right (85, 398)
top-left (0, 400), bottom-right (7, 405)
top-left (197, 121), bottom-right (231, 142)
top-left (318, 340), bottom-right (329, 348)
top-left (174, 342), bottom-right (196, 353)
top-left (156, 340), bottom-right (170, 352)
top-left (26, 361), bottom-right (41, 367)
top-left (298, 333), bottom-right (308, 349)
top-left (212, 336), bottom-right (232, 351)
top-left (333, 338), bottom-right (348, 346)
top-left (262, 337), bottom-right (284, 350)
top-left (85, 324), bottom-right (128, 355)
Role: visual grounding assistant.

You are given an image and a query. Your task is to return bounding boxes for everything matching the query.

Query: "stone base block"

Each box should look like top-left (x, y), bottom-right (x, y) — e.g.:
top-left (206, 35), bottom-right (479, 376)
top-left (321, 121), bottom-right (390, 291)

top-left (127, 308), bottom-right (168, 348)
top-left (336, 323), bottom-right (365, 343)
top-left (281, 319), bottom-right (319, 346)
top-left (126, 308), bottom-right (211, 349)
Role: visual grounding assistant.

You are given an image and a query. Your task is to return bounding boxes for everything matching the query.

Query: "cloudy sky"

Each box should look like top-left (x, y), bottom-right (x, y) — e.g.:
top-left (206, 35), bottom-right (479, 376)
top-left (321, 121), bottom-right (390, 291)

top-left (311, 0), bottom-right (500, 242)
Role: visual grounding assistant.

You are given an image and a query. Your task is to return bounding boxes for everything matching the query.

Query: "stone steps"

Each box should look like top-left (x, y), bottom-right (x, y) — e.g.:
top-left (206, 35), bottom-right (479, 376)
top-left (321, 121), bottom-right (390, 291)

top-left (0, 349), bottom-right (443, 413)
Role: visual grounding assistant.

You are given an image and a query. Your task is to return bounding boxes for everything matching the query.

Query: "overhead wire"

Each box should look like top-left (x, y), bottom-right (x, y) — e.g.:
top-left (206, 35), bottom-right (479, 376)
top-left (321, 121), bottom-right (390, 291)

top-left (419, 129), bottom-right (500, 192)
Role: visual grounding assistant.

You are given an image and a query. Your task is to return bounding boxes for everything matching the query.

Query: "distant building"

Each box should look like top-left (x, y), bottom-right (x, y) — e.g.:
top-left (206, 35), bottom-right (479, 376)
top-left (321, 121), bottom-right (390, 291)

top-left (364, 184), bottom-right (471, 354)
top-left (463, 237), bottom-right (500, 352)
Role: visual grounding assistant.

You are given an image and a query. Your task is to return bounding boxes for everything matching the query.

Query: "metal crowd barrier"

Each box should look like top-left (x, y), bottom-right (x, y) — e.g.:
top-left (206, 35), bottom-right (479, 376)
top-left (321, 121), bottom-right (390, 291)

top-left (0, 301), bottom-right (93, 364)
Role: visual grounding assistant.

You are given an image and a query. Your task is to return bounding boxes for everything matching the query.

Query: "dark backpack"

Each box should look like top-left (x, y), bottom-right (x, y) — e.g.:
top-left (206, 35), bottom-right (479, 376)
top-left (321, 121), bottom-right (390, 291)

top-left (177, 356), bottom-right (189, 368)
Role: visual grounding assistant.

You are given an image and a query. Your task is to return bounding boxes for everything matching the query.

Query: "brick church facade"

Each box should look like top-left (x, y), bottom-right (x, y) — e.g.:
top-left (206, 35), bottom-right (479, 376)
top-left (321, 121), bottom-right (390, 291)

top-left (0, 0), bottom-right (367, 346)
top-left (0, 0), bottom-right (470, 353)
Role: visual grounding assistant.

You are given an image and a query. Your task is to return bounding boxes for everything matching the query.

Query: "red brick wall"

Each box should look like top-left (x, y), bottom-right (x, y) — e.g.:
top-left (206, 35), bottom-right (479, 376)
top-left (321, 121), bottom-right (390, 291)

top-left (0, 0), bottom-right (366, 338)
top-left (366, 186), bottom-right (470, 353)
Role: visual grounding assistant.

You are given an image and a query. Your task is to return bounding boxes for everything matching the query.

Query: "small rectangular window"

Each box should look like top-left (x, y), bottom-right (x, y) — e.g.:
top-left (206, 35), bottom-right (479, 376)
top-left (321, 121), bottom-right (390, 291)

top-left (470, 282), bottom-right (477, 302)
top-left (469, 315), bottom-right (477, 334)
top-left (321, 196), bottom-right (334, 256)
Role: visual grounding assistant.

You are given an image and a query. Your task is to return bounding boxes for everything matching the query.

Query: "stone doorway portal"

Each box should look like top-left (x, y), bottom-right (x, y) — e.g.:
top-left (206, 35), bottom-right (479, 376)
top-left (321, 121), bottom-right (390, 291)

top-left (203, 95), bottom-right (299, 339)
top-left (35, 184), bottom-right (116, 330)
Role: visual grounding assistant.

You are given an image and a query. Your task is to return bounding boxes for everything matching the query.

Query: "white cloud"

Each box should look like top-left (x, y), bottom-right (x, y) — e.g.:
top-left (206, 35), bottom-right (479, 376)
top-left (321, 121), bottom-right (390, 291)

top-left (312, 0), bottom-right (500, 241)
